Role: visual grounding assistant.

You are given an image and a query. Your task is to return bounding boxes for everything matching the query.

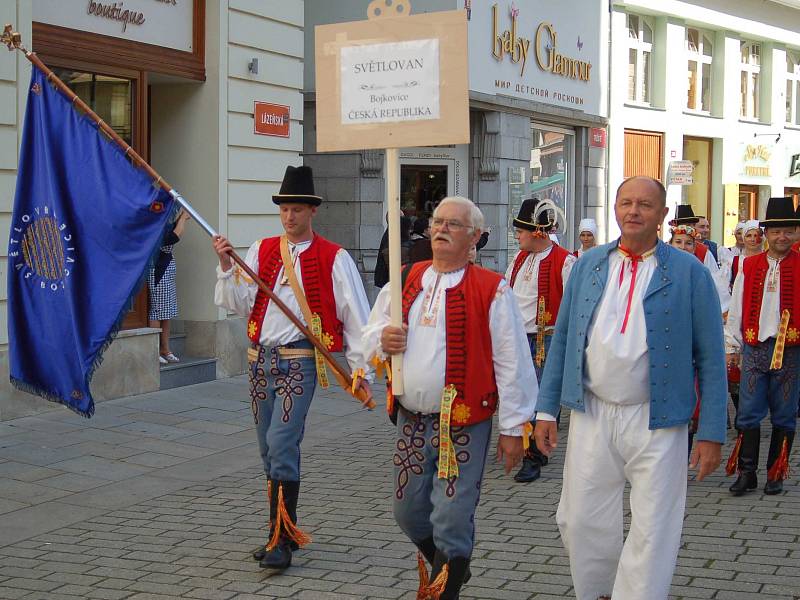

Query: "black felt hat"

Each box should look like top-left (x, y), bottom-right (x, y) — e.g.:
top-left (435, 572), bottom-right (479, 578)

top-left (513, 198), bottom-right (555, 232)
top-left (272, 165), bottom-right (322, 206)
top-left (670, 204), bottom-right (701, 225)
top-left (760, 197), bottom-right (800, 228)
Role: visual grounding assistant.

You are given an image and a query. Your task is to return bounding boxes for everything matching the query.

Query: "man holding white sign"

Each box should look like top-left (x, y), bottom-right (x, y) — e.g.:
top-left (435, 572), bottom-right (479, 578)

top-left (363, 196), bottom-right (537, 599)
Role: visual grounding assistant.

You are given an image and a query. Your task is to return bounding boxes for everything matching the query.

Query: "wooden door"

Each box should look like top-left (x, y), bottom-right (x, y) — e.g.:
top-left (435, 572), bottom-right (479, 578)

top-left (624, 129), bottom-right (664, 181)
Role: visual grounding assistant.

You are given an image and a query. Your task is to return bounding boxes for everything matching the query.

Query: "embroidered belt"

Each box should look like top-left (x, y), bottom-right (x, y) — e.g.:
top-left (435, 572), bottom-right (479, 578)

top-left (277, 348), bottom-right (315, 359)
top-left (437, 384), bottom-right (459, 480)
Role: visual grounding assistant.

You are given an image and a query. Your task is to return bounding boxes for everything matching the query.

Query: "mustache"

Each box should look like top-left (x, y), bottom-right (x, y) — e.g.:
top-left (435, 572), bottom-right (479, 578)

top-left (433, 233), bottom-right (453, 243)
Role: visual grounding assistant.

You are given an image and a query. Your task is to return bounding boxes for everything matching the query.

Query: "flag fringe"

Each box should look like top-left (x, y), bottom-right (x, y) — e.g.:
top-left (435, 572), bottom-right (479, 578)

top-left (10, 376), bottom-right (94, 418)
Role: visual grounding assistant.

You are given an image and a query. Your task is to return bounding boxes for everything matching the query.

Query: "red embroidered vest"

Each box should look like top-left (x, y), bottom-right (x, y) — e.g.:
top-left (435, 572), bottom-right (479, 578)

top-left (509, 244), bottom-right (571, 326)
top-left (402, 261), bottom-right (502, 426)
top-left (730, 255), bottom-right (741, 289)
top-left (793, 240), bottom-right (800, 253)
top-left (247, 234), bottom-right (344, 350)
top-left (740, 251), bottom-right (800, 347)
top-left (694, 242), bottom-right (708, 264)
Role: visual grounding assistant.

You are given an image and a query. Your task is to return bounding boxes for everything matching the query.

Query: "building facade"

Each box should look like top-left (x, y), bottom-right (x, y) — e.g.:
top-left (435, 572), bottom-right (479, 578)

top-left (609, 0), bottom-right (800, 245)
top-left (0, 0), bottom-right (305, 419)
top-left (304, 0), bottom-right (609, 298)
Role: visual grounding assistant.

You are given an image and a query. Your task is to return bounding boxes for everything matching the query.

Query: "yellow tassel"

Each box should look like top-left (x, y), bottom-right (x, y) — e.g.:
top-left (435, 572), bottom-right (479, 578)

top-left (437, 385), bottom-right (459, 480)
top-left (535, 296), bottom-right (547, 367)
top-left (350, 368), bottom-right (365, 395)
top-left (769, 310), bottom-right (791, 370)
top-left (310, 313), bottom-right (330, 389)
top-left (522, 422), bottom-right (534, 451)
top-left (265, 484), bottom-right (312, 551)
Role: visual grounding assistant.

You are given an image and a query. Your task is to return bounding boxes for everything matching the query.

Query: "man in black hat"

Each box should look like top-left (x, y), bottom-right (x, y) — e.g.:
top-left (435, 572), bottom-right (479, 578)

top-left (671, 205), bottom-right (730, 313)
top-left (212, 165), bottom-right (374, 569)
top-left (725, 196), bottom-right (800, 496)
top-left (505, 197), bottom-right (576, 483)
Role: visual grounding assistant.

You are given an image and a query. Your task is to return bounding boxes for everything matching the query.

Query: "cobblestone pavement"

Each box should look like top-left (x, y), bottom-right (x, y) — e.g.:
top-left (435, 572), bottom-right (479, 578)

top-left (0, 376), bottom-right (799, 600)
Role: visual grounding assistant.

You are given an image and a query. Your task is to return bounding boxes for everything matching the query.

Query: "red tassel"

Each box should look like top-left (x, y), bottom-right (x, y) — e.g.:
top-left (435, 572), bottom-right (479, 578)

top-left (266, 483), bottom-right (311, 551)
top-left (415, 552), bottom-right (449, 600)
top-left (767, 438), bottom-right (791, 482)
top-left (725, 432), bottom-right (743, 476)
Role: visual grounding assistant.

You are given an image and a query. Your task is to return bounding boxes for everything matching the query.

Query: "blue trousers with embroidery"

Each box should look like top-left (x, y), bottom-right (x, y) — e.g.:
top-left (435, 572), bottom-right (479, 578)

top-left (392, 407), bottom-right (492, 560)
top-left (248, 339), bottom-right (317, 482)
top-left (736, 339), bottom-right (799, 432)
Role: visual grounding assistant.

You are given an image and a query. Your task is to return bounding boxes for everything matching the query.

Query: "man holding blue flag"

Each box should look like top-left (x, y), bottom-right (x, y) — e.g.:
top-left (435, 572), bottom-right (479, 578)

top-left (7, 64), bottom-right (175, 417)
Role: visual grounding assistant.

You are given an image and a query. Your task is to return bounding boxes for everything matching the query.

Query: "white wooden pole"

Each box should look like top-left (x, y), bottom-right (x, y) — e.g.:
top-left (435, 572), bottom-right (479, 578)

top-left (386, 147), bottom-right (404, 395)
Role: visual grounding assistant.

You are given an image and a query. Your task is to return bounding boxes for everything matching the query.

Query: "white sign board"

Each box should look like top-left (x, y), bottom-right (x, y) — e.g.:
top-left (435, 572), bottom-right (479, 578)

top-left (33, 0), bottom-right (194, 53)
top-left (340, 39), bottom-right (440, 125)
top-left (668, 160), bottom-right (694, 185)
top-left (466, 0), bottom-right (607, 117)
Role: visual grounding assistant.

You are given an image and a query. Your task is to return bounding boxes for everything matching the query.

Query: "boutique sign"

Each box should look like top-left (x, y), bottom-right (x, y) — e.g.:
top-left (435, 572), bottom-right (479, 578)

top-left (33, 0), bottom-right (194, 53)
top-left (468, 0), bottom-right (606, 117)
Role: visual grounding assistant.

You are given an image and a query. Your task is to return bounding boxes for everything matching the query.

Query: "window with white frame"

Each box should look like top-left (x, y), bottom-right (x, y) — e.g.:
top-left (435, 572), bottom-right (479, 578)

top-left (627, 14), bottom-right (653, 104)
top-left (786, 51), bottom-right (800, 126)
top-left (686, 28), bottom-right (712, 112)
top-left (740, 42), bottom-right (761, 119)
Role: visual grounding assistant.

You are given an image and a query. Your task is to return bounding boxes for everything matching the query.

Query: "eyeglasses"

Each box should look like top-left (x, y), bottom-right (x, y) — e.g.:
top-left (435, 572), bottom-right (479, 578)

top-left (431, 218), bottom-right (473, 231)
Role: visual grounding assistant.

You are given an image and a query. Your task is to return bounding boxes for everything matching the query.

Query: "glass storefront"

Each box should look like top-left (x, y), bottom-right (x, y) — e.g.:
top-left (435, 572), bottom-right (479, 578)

top-left (400, 164), bottom-right (448, 218)
top-left (52, 69), bottom-right (134, 145)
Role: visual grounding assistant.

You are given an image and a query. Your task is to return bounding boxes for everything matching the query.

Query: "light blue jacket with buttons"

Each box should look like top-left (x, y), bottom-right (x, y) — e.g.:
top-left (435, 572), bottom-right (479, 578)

top-left (536, 239), bottom-right (728, 444)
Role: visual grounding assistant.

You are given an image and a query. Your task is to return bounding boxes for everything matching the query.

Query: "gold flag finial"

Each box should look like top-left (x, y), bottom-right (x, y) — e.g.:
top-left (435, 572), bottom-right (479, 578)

top-left (367, 0), bottom-right (411, 19)
top-left (2, 24), bottom-right (25, 52)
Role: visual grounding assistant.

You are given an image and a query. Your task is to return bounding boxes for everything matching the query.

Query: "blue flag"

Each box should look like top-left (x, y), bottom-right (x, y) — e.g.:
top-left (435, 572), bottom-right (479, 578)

top-left (7, 66), bottom-right (174, 417)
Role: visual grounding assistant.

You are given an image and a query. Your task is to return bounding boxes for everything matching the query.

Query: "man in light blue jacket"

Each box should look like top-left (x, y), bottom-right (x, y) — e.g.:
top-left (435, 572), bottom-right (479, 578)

top-left (534, 177), bottom-right (727, 600)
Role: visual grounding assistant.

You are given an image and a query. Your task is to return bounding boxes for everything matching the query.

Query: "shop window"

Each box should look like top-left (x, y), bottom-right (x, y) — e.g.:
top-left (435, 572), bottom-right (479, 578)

top-left (626, 14), bottom-right (653, 104)
top-left (786, 52), bottom-right (800, 126)
top-left (682, 137), bottom-right (712, 221)
top-left (528, 126), bottom-right (574, 248)
top-left (400, 165), bottom-right (447, 219)
top-left (49, 65), bottom-right (148, 330)
top-left (686, 28), bottom-right (712, 113)
top-left (740, 42), bottom-right (761, 120)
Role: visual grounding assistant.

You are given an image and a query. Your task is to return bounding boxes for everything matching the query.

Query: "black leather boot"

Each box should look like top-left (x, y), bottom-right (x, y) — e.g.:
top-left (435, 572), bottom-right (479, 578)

top-left (416, 538), bottom-right (472, 585)
top-left (514, 443), bottom-right (549, 483)
top-left (253, 479), bottom-right (273, 561)
top-left (259, 480), bottom-right (302, 570)
top-left (764, 429), bottom-right (794, 495)
top-left (729, 428), bottom-right (759, 496)
top-left (430, 551), bottom-right (470, 600)
top-left (415, 536), bottom-right (437, 566)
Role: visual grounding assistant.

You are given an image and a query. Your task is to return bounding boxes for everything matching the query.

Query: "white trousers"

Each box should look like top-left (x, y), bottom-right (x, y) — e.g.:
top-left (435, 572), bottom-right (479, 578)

top-left (556, 396), bottom-right (688, 600)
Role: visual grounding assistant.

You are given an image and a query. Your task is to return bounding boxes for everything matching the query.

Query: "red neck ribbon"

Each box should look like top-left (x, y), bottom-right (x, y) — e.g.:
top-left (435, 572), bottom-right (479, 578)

top-left (616, 243), bottom-right (656, 334)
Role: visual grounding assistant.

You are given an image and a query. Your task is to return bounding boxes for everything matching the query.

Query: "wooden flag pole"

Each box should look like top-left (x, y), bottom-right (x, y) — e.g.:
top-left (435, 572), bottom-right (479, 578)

top-left (385, 148), bottom-right (404, 395)
top-left (2, 24), bottom-right (374, 409)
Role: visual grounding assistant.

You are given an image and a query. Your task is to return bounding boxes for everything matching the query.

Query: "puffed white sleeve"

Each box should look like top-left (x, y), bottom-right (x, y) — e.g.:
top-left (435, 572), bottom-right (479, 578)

top-left (562, 253), bottom-right (577, 285)
top-left (361, 283), bottom-right (393, 364)
top-left (704, 251), bottom-right (731, 314)
top-left (490, 280), bottom-right (538, 436)
top-left (214, 240), bottom-right (260, 317)
top-left (724, 269), bottom-right (744, 354)
top-left (332, 249), bottom-right (374, 380)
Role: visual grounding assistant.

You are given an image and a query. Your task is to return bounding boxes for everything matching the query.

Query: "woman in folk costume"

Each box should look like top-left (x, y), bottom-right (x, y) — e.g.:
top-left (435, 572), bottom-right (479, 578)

top-left (725, 197), bottom-right (800, 496)
top-left (729, 220), bottom-right (765, 291)
top-left (212, 166), bottom-right (373, 570)
top-left (506, 198), bottom-right (577, 483)
top-left (669, 223), bottom-right (728, 458)
top-left (574, 218), bottom-right (598, 258)
top-left (670, 205), bottom-right (731, 314)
